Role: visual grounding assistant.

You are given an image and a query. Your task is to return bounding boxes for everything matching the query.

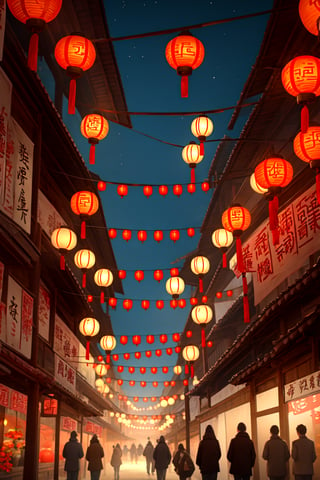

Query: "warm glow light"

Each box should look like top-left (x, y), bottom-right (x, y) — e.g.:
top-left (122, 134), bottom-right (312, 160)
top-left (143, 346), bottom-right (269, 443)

top-left (165, 277), bottom-right (185, 298)
top-left (79, 317), bottom-right (100, 337)
top-left (191, 305), bottom-right (213, 325)
top-left (182, 345), bottom-right (200, 362)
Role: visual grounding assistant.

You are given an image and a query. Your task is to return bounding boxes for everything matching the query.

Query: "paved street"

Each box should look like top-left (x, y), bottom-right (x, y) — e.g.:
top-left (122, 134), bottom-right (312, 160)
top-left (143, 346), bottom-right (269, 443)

top-left (101, 459), bottom-right (177, 480)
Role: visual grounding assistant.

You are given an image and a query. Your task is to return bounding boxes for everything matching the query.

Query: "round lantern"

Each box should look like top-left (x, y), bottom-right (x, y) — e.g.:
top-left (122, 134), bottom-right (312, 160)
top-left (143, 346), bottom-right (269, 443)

top-left (94, 268), bottom-right (113, 303)
top-left (79, 317), bottom-right (100, 360)
top-left (294, 126), bottom-right (320, 204)
top-left (117, 184), bottom-right (128, 198)
top-left (80, 113), bottom-right (109, 165)
top-left (165, 31), bottom-right (205, 98)
top-left (182, 141), bottom-right (204, 184)
top-left (51, 227), bottom-right (77, 270)
top-left (54, 34), bottom-right (96, 114)
top-left (182, 345), bottom-right (200, 378)
top-left (173, 184), bottom-right (183, 197)
top-left (7, 0), bottom-right (62, 72)
top-left (95, 378), bottom-right (104, 392)
top-left (156, 300), bottom-right (164, 310)
top-left (100, 335), bottom-right (116, 363)
top-left (134, 270), bottom-right (144, 282)
top-left (154, 270), bottom-right (163, 282)
top-left (191, 116), bottom-right (214, 155)
top-left (123, 299), bottom-right (133, 311)
top-left (137, 230), bottom-right (147, 243)
top-left (166, 276), bottom-right (185, 299)
top-left (250, 173), bottom-right (268, 195)
top-left (190, 256), bottom-right (210, 292)
top-left (281, 55), bottom-right (320, 132)
top-left (74, 249), bottom-right (95, 288)
top-left (173, 365), bottom-right (182, 375)
top-left (154, 230), bottom-right (163, 243)
top-left (159, 185), bottom-right (168, 196)
top-left (299, 0), bottom-right (320, 36)
top-left (95, 364), bottom-right (108, 377)
top-left (211, 228), bottom-right (233, 268)
top-left (70, 191), bottom-right (99, 239)
top-left (255, 156), bottom-right (293, 245)
top-left (170, 230), bottom-right (180, 242)
top-left (141, 300), bottom-right (150, 310)
top-left (191, 304), bottom-right (213, 347)
top-left (122, 230), bottom-right (132, 242)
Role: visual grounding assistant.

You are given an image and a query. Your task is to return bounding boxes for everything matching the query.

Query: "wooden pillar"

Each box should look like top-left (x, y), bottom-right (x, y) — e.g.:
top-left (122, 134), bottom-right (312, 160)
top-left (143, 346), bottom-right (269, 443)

top-left (184, 385), bottom-right (190, 453)
top-left (249, 381), bottom-right (259, 480)
top-left (23, 382), bottom-right (40, 480)
top-left (54, 399), bottom-right (61, 480)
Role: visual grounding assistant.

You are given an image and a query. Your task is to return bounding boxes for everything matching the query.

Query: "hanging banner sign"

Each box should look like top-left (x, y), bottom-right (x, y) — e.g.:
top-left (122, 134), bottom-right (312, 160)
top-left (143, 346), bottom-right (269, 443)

top-left (284, 370), bottom-right (320, 403)
top-left (54, 315), bottom-right (79, 368)
top-left (41, 398), bottom-right (58, 416)
top-left (54, 354), bottom-right (76, 394)
top-left (37, 190), bottom-right (66, 238)
top-left (38, 284), bottom-right (50, 342)
top-left (0, 68), bottom-right (11, 204)
top-left (61, 416), bottom-right (77, 432)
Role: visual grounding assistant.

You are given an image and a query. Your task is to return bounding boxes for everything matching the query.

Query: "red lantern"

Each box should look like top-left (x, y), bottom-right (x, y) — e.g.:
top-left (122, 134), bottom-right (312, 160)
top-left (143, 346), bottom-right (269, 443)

top-left (227, 290), bottom-right (233, 297)
top-left (7, 0), bottom-right (62, 72)
top-left (87, 295), bottom-right (93, 302)
top-left (55, 34), bottom-right (96, 114)
top-left (109, 228), bottom-right (117, 239)
top-left (202, 295), bottom-right (208, 303)
top-left (117, 365), bottom-right (124, 373)
top-left (143, 397), bottom-right (148, 403)
top-left (154, 270), bottom-right (163, 282)
top-left (98, 181), bottom-right (106, 191)
top-left (132, 335), bottom-right (141, 346)
top-left (117, 184), bottom-right (128, 198)
top-left (155, 349), bottom-right (162, 357)
top-left (201, 181), bottom-right (210, 192)
top-left (299, 0), bottom-right (320, 35)
top-left (141, 300), bottom-right (150, 310)
top-left (294, 126), bottom-right (320, 204)
top-left (51, 227), bottom-right (77, 270)
top-left (178, 298), bottom-right (186, 308)
top-left (124, 353), bottom-right (130, 360)
top-left (162, 366), bottom-right (169, 373)
top-left (156, 300), bottom-right (164, 310)
top-left (122, 230), bottom-right (132, 242)
top-left (165, 31), bottom-right (205, 97)
top-left (118, 270), bottom-right (126, 280)
top-left (190, 256), bottom-right (210, 292)
top-left (175, 346), bottom-right (181, 353)
top-left (164, 381), bottom-right (170, 387)
top-left (170, 230), bottom-right (180, 242)
top-left (135, 351), bottom-right (141, 359)
top-left (255, 156), bottom-right (293, 245)
top-left (191, 115), bottom-right (214, 155)
top-left (170, 268), bottom-right (179, 277)
top-left (143, 185), bottom-right (153, 197)
top-left (140, 381), bottom-right (147, 387)
top-left (74, 249), bottom-right (95, 288)
top-left (190, 297), bottom-right (198, 306)
top-left (182, 141), bottom-right (204, 183)
top-left (154, 230), bottom-right (163, 242)
top-left (166, 348), bottom-right (173, 355)
top-left (159, 185), bottom-right (168, 196)
top-left (112, 354), bottom-right (119, 361)
top-left (187, 227), bottom-right (195, 237)
top-left (211, 228), bottom-right (234, 268)
top-left (135, 270), bottom-right (144, 282)
top-left (140, 367), bottom-right (146, 374)
top-left (145, 350), bottom-right (152, 358)
top-left (170, 299), bottom-right (178, 309)
top-left (146, 335), bottom-right (154, 344)
top-left (173, 184), bottom-right (183, 197)
top-left (151, 367), bottom-right (157, 374)
top-left (171, 381), bottom-right (176, 387)
top-left (187, 183), bottom-right (196, 194)
top-left (207, 340), bottom-right (213, 348)
top-left (282, 55), bottom-right (320, 132)
top-left (222, 205), bottom-right (251, 273)
top-left (120, 335), bottom-right (128, 345)
top-left (186, 330), bottom-right (192, 338)
top-left (123, 299), bottom-right (133, 311)
top-left (118, 379), bottom-right (123, 386)
top-left (79, 317), bottom-right (100, 360)
top-left (159, 334), bottom-right (167, 344)
top-left (70, 191), bottom-right (99, 239)
top-left (80, 114), bottom-right (109, 165)
top-left (137, 230), bottom-right (147, 243)
top-left (129, 366), bottom-right (135, 374)
top-left (133, 396), bottom-right (138, 401)
top-left (152, 382), bottom-right (158, 388)
top-left (172, 333), bottom-right (180, 342)
top-left (183, 379), bottom-right (189, 386)
top-left (216, 291), bottom-right (222, 299)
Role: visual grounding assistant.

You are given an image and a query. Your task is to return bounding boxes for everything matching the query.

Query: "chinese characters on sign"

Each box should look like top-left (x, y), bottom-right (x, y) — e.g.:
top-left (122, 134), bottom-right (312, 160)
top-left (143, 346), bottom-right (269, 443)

top-left (84, 422), bottom-right (102, 436)
top-left (0, 68), bottom-right (11, 203)
top-left (38, 284), bottom-right (50, 342)
top-left (42, 398), bottom-right (58, 416)
top-left (61, 416), bottom-right (77, 432)
top-left (54, 315), bottom-right (79, 367)
top-left (54, 354), bottom-right (76, 394)
top-left (284, 370), bottom-right (320, 402)
top-left (0, 383), bottom-right (27, 414)
top-left (37, 190), bottom-right (66, 238)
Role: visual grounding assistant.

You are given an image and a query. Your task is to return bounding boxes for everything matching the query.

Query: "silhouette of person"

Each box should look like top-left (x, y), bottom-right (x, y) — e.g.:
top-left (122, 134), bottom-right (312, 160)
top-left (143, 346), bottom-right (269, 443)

top-left (85, 434), bottom-right (104, 480)
top-left (292, 424), bottom-right (316, 480)
top-left (227, 422), bottom-right (256, 480)
top-left (196, 425), bottom-right (221, 480)
top-left (143, 438), bottom-right (154, 475)
top-left (262, 425), bottom-right (290, 480)
top-left (62, 430), bottom-right (84, 480)
top-left (153, 435), bottom-right (171, 480)
top-left (111, 443), bottom-right (122, 480)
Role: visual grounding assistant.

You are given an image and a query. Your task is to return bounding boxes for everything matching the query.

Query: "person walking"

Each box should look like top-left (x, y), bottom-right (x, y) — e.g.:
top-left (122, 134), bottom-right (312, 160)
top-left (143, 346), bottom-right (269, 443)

top-left (291, 424), bottom-right (316, 480)
top-left (130, 443), bottom-right (137, 463)
top-left (143, 438), bottom-right (155, 475)
top-left (262, 425), bottom-right (290, 480)
top-left (227, 422), bottom-right (256, 480)
top-left (196, 425), bottom-right (221, 480)
top-left (173, 443), bottom-right (195, 480)
top-left (153, 435), bottom-right (172, 480)
top-left (85, 434), bottom-right (104, 480)
top-left (62, 430), bottom-right (84, 480)
top-left (111, 443), bottom-right (122, 480)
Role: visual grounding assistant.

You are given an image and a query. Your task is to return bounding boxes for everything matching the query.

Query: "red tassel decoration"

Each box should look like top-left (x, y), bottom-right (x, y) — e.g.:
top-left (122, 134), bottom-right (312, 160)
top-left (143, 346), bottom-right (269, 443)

top-left (106, 353), bottom-right (110, 364)
top-left (272, 228), bottom-right (280, 246)
top-left (28, 33), bottom-right (39, 72)
top-left (191, 168), bottom-right (195, 184)
top-left (60, 254), bottom-right (65, 271)
top-left (190, 364), bottom-right (194, 378)
top-left (82, 272), bottom-right (86, 288)
top-left (68, 78), bottom-right (77, 115)
top-left (181, 76), bottom-right (188, 98)
top-left (301, 105), bottom-right (309, 133)
top-left (185, 364), bottom-right (189, 375)
top-left (81, 220), bottom-right (86, 239)
top-left (199, 277), bottom-right (203, 293)
top-left (100, 291), bottom-right (104, 304)
top-left (242, 274), bottom-right (250, 323)
top-left (269, 196), bottom-right (280, 245)
top-left (222, 252), bottom-right (227, 268)
top-left (316, 169), bottom-right (320, 205)
top-left (236, 236), bottom-right (244, 273)
top-left (89, 144), bottom-right (96, 165)
top-left (201, 328), bottom-right (206, 348)
top-left (86, 341), bottom-right (90, 360)
top-left (200, 141), bottom-right (204, 156)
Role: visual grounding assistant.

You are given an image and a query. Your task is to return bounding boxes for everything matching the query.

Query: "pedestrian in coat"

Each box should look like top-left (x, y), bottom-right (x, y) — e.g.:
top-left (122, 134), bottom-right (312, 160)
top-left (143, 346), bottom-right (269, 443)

top-left (111, 443), bottom-right (122, 480)
top-left (196, 425), bottom-right (221, 480)
top-left (143, 438), bottom-right (155, 475)
top-left (291, 424), bottom-right (316, 480)
top-left (153, 435), bottom-right (172, 480)
top-left (173, 443), bottom-right (195, 480)
top-left (85, 434), bottom-right (104, 480)
top-left (262, 425), bottom-right (290, 480)
top-left (227, 422), bottom-right (256, 480)
top-left (62, 430), bottom-right (84, 480)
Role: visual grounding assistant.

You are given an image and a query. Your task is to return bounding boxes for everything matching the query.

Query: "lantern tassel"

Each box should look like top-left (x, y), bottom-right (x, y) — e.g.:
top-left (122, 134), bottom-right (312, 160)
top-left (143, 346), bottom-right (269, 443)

top-left (269, 196), bottom-right (280, 245)
top-left (199, 277), bottom-right (203, 293)
top-left (86, 341), bottom-right (90, 360)
top-left (272, 228), bottom-right (280, 246)
top-left (242, 273), bottom-right (250, 323)
top-left (60, 254), bottom-right (65, 270)
top-left (68, 78), bottom-right (77, 115)
top-left (222, 252), bottom-right (227, 268)
top-left (100, 291), bottom-right (104, 304)
top-left (106, 353), bottom-right (110, 364)
top-left (81, 220), bottom-right (86, 239)
top-left (185, 364), bottom-right (189, 375)
top-left (191, 168), bottom-right (195, 184)
top-left (28, 32), bottom-right (39, 72)
top-left (82, 272), bottom-right (86, 288)
top-left (181, 75), bottom-right (189, 98)
top-left (236, 236), bottom-right (244, 273)
top-left (89, 144), bottom-right (96, 165)
top-left (201, 327), bottom-right (206, 348)
top-left (190, 364), bottom-right (194, 378)
top-left (200, 141), bottom-right (204, 156)
top-left (301, 105), bottom-right (309, 133)
top-left (316, 169), bottom-right (320, 205)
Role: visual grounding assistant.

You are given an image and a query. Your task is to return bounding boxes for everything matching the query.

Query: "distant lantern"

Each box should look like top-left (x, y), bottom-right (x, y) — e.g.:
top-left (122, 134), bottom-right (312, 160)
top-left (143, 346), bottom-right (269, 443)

top-left (143, 186), bottom-right (153, 198)
top-left (191, 304), bottom-right (213, 347)
top-left (187, 227), bottom-right (195, 237)
top-left (109, 297), bottom-right (117, 309)
top-left (182, 345), bottom-right (200, 378)
top-left (70, 191), bottom-right (99, 239)
top-left (190, 256), bottom-right (210, 292)
top-left (94, 268), bottom-right (113, 303)
top-left (55, 34), bottom-right (96, 114)
top-left (159, 334), bottom-right (167, 344)
top-left (281, 55), bottom-right (320, 132)
top-left (118, 270), bottom-right (126, 280)
top-left (299, 0), bottom-right (320, 36)
top-left (100, 335), bottom-right (116, 363)
top-left (159, 185), bottom-right (168, 196)
top-left (250, 173), bottom-right (268, 195)
top-left (74, 249), bottom-right (95, 288)
top-left (154, 230), bottom-right (163, 243)
top-left (170, 268), bottom-right (179, 277)
top-left (120, 335), bottom-right (128, 345)
top-left (173, 184), bottom-right (183, 197)
top-left (80, 113), bottom-right (109, 165)
top-left (51, 227), bottom-right (77, 270)
top-left (182, 141), bottom-right (204, 183)
top-left (117, 184), bottom-right (128, 198)
top-left (170, 230), bottom-right (180, 242)
top-left (79, 317), bottom-right (100, 360)
top-left (141, 300), bottom-right (150, 310)
top-left (134, 270), bottom-right (144, 282)
top-left (95, 364), bottom-right (108, 377)
top-left (173, 365), bottom-right (182, 375)
top-left (156, 300), bottom-right (164, 310)
top-left (7, 0), bottom-right (62, 72)
top-left (123, 299), bottom-right (133, 311)
top-left (122, 230), bottom-right (132, 242)
top-left (146, 335), bottom-right (155, 344)
top-left (211, 228), bottom-right (233, 268)
top-left (154, 270), bottom-right (164, 282)
top-left (137, 230), bottom-right (147, 243)
top-left (109, 228), bottom-right (117, 239)
top-left (255, 156), bottom-right (293, 245)
top-left (191, 115), bottom-right (214, 155)
top-left (166, 276), bottom-right (185, 299)
top-left (294, 126), bottom-right (320, 204)
top-left (165, 31), bottom-right (205, 98)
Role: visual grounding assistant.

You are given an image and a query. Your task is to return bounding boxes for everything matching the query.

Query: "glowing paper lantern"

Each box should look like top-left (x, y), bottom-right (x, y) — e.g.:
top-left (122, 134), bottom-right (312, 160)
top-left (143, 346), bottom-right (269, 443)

top-left (250, 173), bottom-right (268, 195)
top-left (154, 270), bottom-right (163, 282)
top-left (109, 228), bottom-right (117, 239)
top-left (132, 335), bottom-right (141, 346)
top-left (109, 297), bottom-right (117, 309)
top-left (170, 230), bottom-right (180, 242)
top-left (299, 0), bottom-right (320, 36)
top-left (182, 141), bottom-right (204, 183)
top-left (165, 31), bottom-right (205, 97)
top-left (134, 270), bottom-right (144, 282)
top-left (144, 186), bottom-right (153, 198)
top-left (159, 334), bottom-right (167, 344)
top-left (294, 126), bottom-right (320, 204)
top-left (117, 184), bottom-right (128, 198)
top-left (166, 277), bottom-right (185, 298)
top-left (190, 256), bottom-right (210, 292)
top-left (74, 249), bottom-right (95, 288)
top-left (80, 114), bottom-right (109, 165)
top-left (137, 230), bottom-right (147, 243)
top-left (159, 185), bottom-right (168, 196)
top-left (255, 156), bottom-right (293, 245)
top-left (120, 335), bottom-right (128, 345)
top-left (147, 335), bottom-right (154, 344)
top-left (70, 191), bottom-right (99, 239)
top-left (187, 227), bottom-right (195, 237)
top-left (122, 230), bottom-right (131, 242)
top-left (173, 365), bottom-right (182, 375)
top-left (156, 300), bottom-right (164, 310)
top-left (94, 268), bottom-right (113, 303)
top-left (182, 345), bottom-right (200, 378)
top-left (191, 304), bottom-right (213, 347)
top-left (7, 0), bottom-right (62, 72)
top-left (55, 34), bottom-right (96, 114)
top-left (172, 333), bottom-right (180, 342)
top-left (51, 227), bottom-right (77, 270)
top-left (211, 229), bottom-right (233, 268)
top-left (123, 299), bottom-right (133, 311)
top-left (173, 184), bottom-right (183, 197)
top-left (141, 300), bottom-right (150, 310)
top-left (281, 55), bottom-right (320, 132)
top-left (191, 115), bottom-right (214, 155)
top-left (154, 230), bottom-right (163, 243)
top-left (100, 335), bottom-right (116, 363)
top-left (170, 268), bottom-right (179, 277)
top-left (95, 364), bottom-right (108, 377)
top-left (79, 317), bottom-right (100, 360)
